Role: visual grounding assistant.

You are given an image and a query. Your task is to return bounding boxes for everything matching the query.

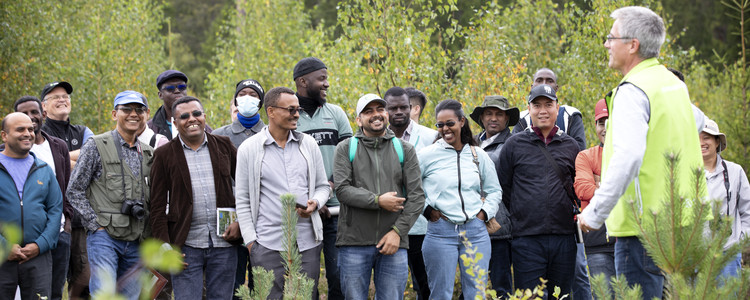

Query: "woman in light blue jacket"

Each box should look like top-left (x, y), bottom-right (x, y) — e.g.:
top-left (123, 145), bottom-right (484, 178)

top-left (418, 99), bottom-right (502, 299)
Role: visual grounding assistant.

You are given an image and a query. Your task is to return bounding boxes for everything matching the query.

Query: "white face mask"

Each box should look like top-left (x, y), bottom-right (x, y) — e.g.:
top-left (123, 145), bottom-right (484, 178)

top-left (236, 95), bottom-right (261, 117)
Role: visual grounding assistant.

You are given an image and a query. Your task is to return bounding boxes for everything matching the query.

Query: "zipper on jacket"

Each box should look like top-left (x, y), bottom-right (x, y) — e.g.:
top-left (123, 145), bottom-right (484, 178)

top-left (374, 138), bottom-right (381, 239)
top-left (456, 149), bottom-right (469, 222)
top-left (5, 160), bottom-right (44, 245)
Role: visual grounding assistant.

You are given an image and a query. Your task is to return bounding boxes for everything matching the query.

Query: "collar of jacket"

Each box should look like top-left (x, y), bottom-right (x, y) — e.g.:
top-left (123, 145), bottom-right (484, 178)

top-left (353, 127), bottom-right (396, 147)
top-left (477, 128), bottom-right (511, 146)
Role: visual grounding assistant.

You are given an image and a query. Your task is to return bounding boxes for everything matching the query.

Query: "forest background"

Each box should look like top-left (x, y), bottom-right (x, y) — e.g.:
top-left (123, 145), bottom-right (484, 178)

top-left (1, 0), bottom-right (748, 176)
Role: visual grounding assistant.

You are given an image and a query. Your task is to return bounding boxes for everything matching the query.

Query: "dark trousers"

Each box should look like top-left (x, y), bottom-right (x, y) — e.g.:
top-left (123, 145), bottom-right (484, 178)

top-left (52, 231), bottom-right (71, 300)
top-left (233, 245), bottom-right (253, 300)
top-left (68, 227), bottom-right (90, 299)
top-left (322, 214), bottom-right (343, 299)
top-left (250, 243), bottom-right (321, 300)
top-left (407, 234), bottom-right (430, 300)
top-left (512, 234), bottom-right (576, 299)
top-left (489, 239), bottom-right (513, 297)
top-left (0, 250), bottom-right (53, 300)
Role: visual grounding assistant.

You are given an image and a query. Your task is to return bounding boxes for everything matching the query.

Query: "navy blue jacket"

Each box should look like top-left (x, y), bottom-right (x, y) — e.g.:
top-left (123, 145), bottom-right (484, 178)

top-left (497, 128), bottom-right (579, 237)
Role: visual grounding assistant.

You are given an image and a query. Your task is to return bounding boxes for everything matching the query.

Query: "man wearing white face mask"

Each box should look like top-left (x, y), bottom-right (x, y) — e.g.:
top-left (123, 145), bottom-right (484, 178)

top-left (212, 79), bottom-right (265, 298)
top-left (214, 79), bottom-right (266, 149)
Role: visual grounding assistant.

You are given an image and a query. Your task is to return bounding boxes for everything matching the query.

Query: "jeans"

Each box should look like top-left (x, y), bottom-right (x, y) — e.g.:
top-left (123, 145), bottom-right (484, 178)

top-left (407, 234), bottom-right (430, 300)
top-left (511, 234), bottom-right (576, 299)
top-left (614, 236), bottom-right (663, 300)
top-left (489, 239), bottom-right (513, 297)
top-left (572, 243), bottom-right (592, 300)
top-left (338, 246), bottom-right (408, 300)
top-left (233, 245), bottom-right (253, 300)
top-left (0, 250), bottom-right (52, 300)
top-left (586, 252), bottom-right (615, 296)
top-left (51, 231), bottom-right (71, 300)
top-left (718, 252), bottom-right (743, 282)
top-left (173, 245), bottom-right (238, 300)
top-left (423, 218), bottom-right (491, 300)
top-left (322, 214), bottom-right (343, 299)
top-left (86, 229), bottom-right (141, 300)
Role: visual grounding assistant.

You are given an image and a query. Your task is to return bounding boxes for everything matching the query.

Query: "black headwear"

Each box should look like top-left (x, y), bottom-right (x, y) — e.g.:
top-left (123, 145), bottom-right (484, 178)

top-left (293, 57), bottom-right (327, 80)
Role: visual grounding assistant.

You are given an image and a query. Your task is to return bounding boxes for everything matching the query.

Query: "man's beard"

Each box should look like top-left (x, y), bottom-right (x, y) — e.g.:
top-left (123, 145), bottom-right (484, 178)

top-left (306, 85), bottom-right (326, 106)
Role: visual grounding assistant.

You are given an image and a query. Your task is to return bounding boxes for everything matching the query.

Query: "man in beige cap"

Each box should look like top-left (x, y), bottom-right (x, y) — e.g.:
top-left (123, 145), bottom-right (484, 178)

top-left (700, 117), bottom-right (750, 280)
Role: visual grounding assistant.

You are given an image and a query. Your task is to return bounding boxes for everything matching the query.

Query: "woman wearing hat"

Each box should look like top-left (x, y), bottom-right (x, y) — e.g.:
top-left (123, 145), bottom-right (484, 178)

top-left (700, 117), bottom-right (750, 279)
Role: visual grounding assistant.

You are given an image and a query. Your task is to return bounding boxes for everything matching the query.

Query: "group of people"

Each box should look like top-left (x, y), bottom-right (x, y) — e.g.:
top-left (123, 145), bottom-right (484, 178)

top-left (1, 5), bottom-right (748, 300)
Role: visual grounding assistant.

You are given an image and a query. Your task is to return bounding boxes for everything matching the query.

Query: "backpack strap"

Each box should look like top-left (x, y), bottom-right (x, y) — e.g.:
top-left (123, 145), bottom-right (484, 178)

top-left (392, 137), bottom-right (404, 167)
top-left (349, 137), bottom-right (359, 162)
top-left (469, 145), bottom-right (486, 200)
top-left (349, 136), bottom-right (403, 167)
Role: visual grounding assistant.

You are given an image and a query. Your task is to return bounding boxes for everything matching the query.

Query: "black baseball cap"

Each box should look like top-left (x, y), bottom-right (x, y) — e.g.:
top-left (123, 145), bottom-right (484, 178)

top-left (527, 84), bottom-right (557, 103)
top-left (156, 70), bottom-right (188, 89)
top-left (40, 81), bottom-right (73, 100)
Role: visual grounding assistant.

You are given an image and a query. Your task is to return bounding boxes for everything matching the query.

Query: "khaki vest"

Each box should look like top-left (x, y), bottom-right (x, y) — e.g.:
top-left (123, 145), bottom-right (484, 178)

top-left (86, 131), bottom-right (153, 241)
top-left (603, 58), bottom-right (707, 237)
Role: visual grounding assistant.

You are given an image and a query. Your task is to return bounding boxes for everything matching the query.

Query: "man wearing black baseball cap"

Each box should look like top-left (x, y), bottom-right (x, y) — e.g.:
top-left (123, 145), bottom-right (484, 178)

top-left (39, 80), bottom-right (95, 299)
top-left (512, 68), bottom-right (587, 151)
top-left (147, 70), bottom-right (211, 140)
top-left (40, 81), bottom-right (94, 168)
top-left (293, 57), bottom-right (352, 299)
top-left (497, 84), bottom-right (580, 297)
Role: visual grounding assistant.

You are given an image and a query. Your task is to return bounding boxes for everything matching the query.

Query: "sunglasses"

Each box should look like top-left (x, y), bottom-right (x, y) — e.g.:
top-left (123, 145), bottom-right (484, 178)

top-left (162, 84), bottom-right (187, 93)
top-left (271, 105), bottom-right (304, 115)
top-left (178, 110), bottom-right (203, 120)
top-left (435, 120), bottom-right (457, 129)
top-left (117, 106), bottom-right (148, 115)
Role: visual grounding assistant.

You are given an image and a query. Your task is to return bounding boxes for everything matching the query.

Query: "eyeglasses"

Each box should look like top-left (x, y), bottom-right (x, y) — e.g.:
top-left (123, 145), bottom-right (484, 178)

top-left (162, 84), bottom-right (187, 93)
top-left (44, 94), bottom-right (70, 101)
top-left (117, 106), bottom-right (148, 115)
top-left (178, 110), bottom-right (203, 120)
top-left (435, 121), bottom-right (457, 129)
top-left (271, 105), bottom-right (304, 115)
top-left (604, 35), bottom-right (632, 44)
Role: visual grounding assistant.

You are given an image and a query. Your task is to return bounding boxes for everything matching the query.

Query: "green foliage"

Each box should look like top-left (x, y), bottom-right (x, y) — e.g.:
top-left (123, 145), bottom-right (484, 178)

top-left (0, 223), bottom-right (21, 262)
top-left (590, 273), bottom-right (643, 300)
top-left (457, 231), bottom-right (492, 299)
top-left (0, 0), bottom-right (167, 134)
top-left (139, 239), bottom-right (184, 274)
top-left (320, 0), bottom-right (458, 128)
top-left (203, 0), bottom-right (326, 128)
top-left (686, 0), bottom-right (750, 179)
top-left (279, 193), bottom-right (315, 299)
top-left (455, 0), bottom-right (689, 142)
top-left (589, 152), bottom-right (749, 299)
top-left (234, 266), bottom-right (274, 299)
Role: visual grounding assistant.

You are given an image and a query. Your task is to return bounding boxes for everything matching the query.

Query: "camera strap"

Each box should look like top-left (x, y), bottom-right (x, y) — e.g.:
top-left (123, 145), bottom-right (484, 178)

top-left (110, 130), bottom-right (145, 205)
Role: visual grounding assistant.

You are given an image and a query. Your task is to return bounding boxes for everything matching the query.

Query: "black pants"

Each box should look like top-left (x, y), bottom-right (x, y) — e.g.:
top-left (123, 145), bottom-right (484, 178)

top-left (407, 234), bottom-right (430, 299)
top-left (0, 250), bottom-right (53, 300)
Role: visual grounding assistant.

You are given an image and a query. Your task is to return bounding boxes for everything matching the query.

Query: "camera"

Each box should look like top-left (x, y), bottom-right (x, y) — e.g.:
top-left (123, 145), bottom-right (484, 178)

top-left (121, 199), bottom-right (146, 220)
